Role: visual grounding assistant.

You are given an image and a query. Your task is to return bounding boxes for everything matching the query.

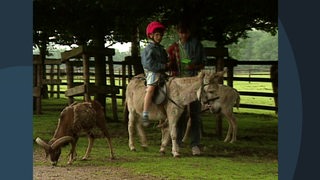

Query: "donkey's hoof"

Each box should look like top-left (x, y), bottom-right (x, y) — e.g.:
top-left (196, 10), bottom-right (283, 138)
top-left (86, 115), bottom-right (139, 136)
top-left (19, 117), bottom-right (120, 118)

top-left (172, 151), bottom-right (180, 158)
top-left (141, 145), bottom-right (148, 151)
top-left (81, 157), bottom-right (88, 161)
top-left (159, 150), bottom-right (165, 156)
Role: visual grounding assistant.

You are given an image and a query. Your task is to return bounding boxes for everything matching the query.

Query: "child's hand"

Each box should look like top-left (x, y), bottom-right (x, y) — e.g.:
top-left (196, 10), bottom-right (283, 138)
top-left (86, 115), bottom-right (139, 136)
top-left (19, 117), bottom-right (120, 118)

top-left (187, 63), bottom-right (195, 70)
top-left (166, 61), bottom-right (173, 69)
top-left (187, 64), bottom-right (204, 70)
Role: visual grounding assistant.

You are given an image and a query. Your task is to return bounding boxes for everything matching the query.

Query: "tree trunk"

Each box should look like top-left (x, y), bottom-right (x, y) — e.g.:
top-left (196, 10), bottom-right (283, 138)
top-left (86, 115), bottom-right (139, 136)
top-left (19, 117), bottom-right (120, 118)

top-left (40, 33), bottom-right (48, 99)
top-left (131, 25), bottom-right (144, 75)
top-left (93, 35), bottom-right (107, 110)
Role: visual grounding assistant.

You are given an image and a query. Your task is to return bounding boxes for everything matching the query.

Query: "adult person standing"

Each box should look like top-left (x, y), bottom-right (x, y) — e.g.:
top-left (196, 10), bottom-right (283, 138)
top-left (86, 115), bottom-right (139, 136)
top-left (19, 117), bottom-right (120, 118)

top-left (167, 22), bottom-right (206, 155)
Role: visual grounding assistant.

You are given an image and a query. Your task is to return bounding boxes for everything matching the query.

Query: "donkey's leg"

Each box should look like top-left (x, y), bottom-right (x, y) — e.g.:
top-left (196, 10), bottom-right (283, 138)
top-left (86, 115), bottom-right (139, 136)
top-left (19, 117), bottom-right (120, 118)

top-left (223, 110), bottom-right (237, 143)
top-left (160, 124), bottom-right (170, 154)
top-left (169, 121), bottom-right (180, 157)
top-left (136, 121), bottom-right (148, 149)
top-left (222, 113), bottom-right (232, 143)
top-left (182, 117), bottom-right (191, 143)
top-left (229, 113), bottom-right (238, 143)
top-left (128, 112), bottom-right (137, 151)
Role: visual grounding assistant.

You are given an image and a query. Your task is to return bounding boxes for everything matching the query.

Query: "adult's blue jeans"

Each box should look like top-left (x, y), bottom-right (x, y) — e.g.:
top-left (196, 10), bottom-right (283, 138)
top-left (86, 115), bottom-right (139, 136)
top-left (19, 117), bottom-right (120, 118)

top-left (176, 100), bottom-right (201, 148)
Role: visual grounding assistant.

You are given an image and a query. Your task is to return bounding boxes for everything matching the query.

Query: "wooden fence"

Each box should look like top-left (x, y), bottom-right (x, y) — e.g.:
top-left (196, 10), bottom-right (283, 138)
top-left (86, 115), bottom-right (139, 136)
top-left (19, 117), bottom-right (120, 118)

top-left (225, 60), bottom-right (278, 112)
top-left (42, 58), bottom-right (278, 112)
top-left (35, 48), bottom-right (277, 139)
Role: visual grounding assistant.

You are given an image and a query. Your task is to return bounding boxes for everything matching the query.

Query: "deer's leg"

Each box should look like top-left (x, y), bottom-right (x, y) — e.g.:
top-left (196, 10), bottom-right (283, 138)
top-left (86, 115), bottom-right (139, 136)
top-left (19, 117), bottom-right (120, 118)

top-left (82, 132), bottom-right (94, 160)
top-left (67, 137), bottom-right (78, 165)
top-left (94, 104), bottom-right (115, 159)
top-left (100, 126), bottom-right (115, 159)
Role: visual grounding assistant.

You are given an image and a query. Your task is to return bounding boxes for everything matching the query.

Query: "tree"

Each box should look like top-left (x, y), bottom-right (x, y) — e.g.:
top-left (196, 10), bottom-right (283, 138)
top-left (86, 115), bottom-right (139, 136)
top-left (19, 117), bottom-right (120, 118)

top-left (227, 30), bottom-right (278, 60)
top-left (34, 0), bottom-right (277, 48)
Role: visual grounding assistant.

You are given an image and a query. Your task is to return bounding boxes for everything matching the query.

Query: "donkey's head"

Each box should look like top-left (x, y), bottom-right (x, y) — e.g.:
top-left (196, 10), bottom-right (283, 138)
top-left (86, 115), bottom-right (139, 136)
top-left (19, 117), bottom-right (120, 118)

top-left (197, 68), bottom-right (227, 109)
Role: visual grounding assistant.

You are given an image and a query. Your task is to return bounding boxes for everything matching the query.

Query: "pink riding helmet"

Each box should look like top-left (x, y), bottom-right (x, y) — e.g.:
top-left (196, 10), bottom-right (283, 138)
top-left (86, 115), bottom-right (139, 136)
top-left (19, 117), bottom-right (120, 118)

top-left (146, 21), bottom-right (165, 37)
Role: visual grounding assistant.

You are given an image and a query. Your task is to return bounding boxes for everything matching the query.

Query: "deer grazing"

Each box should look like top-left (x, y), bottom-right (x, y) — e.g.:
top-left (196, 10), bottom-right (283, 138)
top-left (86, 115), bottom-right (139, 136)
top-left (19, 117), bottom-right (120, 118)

top-left (35, 100), bottom-right (114, 165)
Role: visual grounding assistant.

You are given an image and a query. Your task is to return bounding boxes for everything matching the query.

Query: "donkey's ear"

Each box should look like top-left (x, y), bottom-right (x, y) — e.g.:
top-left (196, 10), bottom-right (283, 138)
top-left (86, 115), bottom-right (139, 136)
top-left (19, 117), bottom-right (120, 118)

top-left (223, 67), bottom-right (228, 72)
top-left (210, 69), bottom-right (226, 84)
top-left (216, 68), bottom-right (227, 77)
top-left (198, 70), bottom-right (205, 78)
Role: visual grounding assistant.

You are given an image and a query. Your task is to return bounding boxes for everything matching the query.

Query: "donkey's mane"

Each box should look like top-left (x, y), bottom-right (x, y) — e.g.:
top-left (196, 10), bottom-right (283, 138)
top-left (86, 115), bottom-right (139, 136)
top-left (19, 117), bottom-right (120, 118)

top-left (170, 75), bottom-right (200, 87)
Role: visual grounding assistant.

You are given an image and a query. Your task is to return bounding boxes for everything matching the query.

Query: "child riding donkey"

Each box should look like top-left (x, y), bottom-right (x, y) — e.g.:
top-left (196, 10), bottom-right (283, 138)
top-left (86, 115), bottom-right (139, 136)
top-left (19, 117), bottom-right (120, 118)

top-left (141, 21), bottom-right (172, 127)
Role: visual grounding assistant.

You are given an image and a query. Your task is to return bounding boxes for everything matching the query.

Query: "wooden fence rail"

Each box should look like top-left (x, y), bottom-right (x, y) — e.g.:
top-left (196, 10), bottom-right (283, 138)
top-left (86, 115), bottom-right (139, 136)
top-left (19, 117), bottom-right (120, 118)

top-left (229, 60), bottom-right (278, 112)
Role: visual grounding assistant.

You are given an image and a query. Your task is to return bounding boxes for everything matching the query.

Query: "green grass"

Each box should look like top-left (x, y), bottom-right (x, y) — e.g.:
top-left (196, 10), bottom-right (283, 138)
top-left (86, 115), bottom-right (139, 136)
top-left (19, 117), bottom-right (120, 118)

top-left (33, 95), bottom-right (278, 179)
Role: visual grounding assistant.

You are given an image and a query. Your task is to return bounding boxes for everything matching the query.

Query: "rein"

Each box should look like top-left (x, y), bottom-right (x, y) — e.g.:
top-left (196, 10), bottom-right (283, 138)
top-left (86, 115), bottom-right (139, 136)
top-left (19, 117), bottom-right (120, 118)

top-left (159, 84), bottom-right (185, 109)
top-left (202, 97), bottom-right (220, 104)
top-left (158, 81), bottom-right (219, 110)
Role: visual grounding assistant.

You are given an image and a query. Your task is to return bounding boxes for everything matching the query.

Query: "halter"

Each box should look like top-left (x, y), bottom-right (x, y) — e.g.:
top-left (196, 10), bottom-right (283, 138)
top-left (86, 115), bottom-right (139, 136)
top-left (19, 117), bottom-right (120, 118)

top-left (198, 83), bottom-right (220, 106)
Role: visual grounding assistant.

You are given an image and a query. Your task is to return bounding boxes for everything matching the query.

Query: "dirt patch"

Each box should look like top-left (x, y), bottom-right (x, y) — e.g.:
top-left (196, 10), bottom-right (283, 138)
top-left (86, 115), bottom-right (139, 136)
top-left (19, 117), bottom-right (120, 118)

top-left (33, 166), bottom-right (159, 180)
top-left (33, 149), bottom-right (163, 180)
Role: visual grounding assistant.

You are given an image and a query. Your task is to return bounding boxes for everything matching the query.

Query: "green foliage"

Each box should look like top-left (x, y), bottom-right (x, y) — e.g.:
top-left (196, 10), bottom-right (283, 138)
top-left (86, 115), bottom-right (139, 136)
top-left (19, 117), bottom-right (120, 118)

top-left (227, 30), bottom-right (278, 60)
top-left (113, 49), bottom-right (131, 62)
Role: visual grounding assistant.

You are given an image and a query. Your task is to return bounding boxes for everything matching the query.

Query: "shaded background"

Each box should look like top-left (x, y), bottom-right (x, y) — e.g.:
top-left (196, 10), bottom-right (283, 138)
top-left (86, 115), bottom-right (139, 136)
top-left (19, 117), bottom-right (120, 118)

top-left (1, 0), bottom-right (319, 179)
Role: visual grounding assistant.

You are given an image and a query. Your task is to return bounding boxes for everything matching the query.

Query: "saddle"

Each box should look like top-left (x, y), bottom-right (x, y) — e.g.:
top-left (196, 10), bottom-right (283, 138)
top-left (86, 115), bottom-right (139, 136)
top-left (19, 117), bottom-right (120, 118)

top-left (152, 73), bottom-right (168, 105)
top-left (152, 83), bottom-right (167, 105)
top-left (135, 73), bottom-right (168, 105)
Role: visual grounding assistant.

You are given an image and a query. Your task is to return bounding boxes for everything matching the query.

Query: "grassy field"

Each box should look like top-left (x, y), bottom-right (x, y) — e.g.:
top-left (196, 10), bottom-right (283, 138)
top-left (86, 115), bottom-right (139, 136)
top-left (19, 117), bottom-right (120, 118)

top-left (34, 74), bottom-right (277, 179)
top-left (33, 92), bottom-right (278, 179)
